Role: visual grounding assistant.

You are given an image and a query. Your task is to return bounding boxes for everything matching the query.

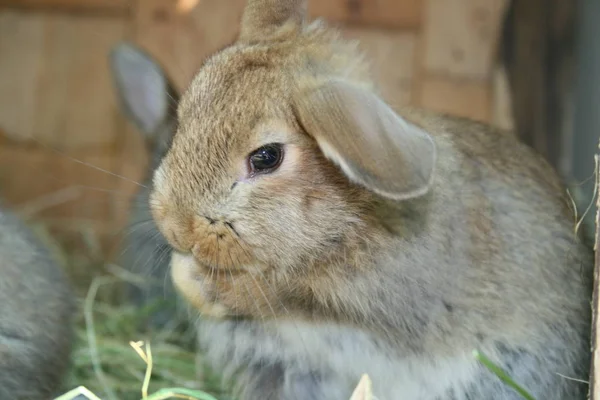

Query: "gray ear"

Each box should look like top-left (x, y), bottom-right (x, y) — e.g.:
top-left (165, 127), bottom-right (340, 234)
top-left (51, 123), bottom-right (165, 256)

top-left (239, 0), bottom-right (307, 42)
top-left (109, 42), bottom-right (176, 137)
top-left (293, 80), bottom-right (437, 201)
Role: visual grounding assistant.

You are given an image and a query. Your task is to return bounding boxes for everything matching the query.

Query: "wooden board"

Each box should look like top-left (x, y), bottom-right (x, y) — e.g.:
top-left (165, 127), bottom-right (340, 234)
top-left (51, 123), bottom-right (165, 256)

top-left (491, 65), bottom-right (514, 131)
top-left (0, 0), bottom-right (129, 15)
top-left (422, 0), bottom-right (508, 80)
top-left (343, 28), bottom-right (417, 108)
top-left (415, 74), bottom-right (492, 122)
top-left (0, 10), bottom-right (128, 149)
top-left (308, 0), bottom-right (423, 29)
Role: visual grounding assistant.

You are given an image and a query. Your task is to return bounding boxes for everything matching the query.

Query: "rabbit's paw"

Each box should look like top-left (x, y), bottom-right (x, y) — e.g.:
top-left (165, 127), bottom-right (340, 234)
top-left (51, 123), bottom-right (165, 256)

top-left (170, 250), bottom-right (285, 319)
top-left (170, 251), bottom-right (231, 318)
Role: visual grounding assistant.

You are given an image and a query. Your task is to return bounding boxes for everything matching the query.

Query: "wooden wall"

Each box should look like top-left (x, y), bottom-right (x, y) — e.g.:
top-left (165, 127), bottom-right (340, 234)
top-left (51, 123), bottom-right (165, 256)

top-left (0, 0), bottom-right (512, 266)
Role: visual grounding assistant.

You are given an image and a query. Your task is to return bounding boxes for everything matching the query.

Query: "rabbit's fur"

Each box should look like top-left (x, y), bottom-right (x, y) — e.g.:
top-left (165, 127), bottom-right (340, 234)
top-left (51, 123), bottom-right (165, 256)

top-left (116, 1), bottom-right (593, 398)
top-left (0, 204), bottom-right (76, 399)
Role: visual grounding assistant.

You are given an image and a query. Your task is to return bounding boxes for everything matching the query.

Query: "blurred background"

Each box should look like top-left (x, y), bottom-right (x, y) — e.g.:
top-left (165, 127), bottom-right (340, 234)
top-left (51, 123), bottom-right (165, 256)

top-left (0, 0), bottom-right (598, 290)
top-left (0, 0), bottom-right (599, 397)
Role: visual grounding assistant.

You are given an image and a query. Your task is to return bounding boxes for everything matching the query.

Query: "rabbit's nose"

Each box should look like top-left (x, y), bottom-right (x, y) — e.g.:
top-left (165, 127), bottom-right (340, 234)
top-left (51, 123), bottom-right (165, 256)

top-left (189, 220), bottom-right (254, 271)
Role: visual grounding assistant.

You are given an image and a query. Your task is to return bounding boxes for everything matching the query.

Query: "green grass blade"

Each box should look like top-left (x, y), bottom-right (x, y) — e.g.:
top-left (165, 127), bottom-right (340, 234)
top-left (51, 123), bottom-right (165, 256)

top-left (473, 350), bottom-right (536, 400)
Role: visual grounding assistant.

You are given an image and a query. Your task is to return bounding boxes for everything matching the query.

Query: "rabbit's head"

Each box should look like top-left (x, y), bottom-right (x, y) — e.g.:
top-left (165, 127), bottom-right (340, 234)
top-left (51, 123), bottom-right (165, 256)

top-left (149, 0), bottom-right (437, 320)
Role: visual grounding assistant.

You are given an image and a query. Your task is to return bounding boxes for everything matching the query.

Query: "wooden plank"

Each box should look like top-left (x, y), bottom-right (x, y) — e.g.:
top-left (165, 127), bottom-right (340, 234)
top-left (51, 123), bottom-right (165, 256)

top-left (0, 10), bottom-right (127, 149)
top-left (422, 0), bottom-right (509, 80)
top-left (342, 28), bottom-right (416, 108)
top-left (0, 11), bottom-right (44, 144)
top-left (133, 0), bottom-right (246, 92)
top-left (491, 65), bottom-right (514, 131)
top-left (415, 74), bottom-right (492, 122)
top-left (0, 0), bottom-right (129, 15)
top-left (308, 0), bottom-right (423, 29)
top-left (409, 25), bottom-right (426, 107)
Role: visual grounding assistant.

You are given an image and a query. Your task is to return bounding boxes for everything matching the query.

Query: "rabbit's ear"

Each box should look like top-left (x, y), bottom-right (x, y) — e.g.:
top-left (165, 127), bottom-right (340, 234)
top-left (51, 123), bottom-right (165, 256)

top-left (294, 80), bottom-right (437, 201)
top-left (109, 42), bottom-right (177, 138)
top-left (239, 0), bottom-right (307, 42)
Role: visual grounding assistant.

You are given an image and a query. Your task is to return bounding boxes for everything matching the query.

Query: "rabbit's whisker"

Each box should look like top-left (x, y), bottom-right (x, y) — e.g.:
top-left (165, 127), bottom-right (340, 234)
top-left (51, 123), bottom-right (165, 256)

top-left (27, 137), bottom-right (147, 189)
top-left (245, 270), bottom-right (278, 321)
top-left (226, 248), bottom-right (240, 314)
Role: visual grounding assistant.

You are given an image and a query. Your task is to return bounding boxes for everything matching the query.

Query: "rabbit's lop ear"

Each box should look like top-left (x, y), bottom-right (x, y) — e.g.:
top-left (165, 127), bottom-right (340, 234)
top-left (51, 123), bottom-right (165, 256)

top-left (239, 0), bottom-right (307, 42)
top-left (294, 80), bottom-right (437, 200)
top-left (109, 42), bottom-right (175, 137)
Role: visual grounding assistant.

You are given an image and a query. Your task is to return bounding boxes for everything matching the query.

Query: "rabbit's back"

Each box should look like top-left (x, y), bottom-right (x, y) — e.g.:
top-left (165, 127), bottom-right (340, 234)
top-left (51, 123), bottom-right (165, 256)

top-left (391, 109), bottom-right (592, 397)
top-left (0, 207), bottom-right (75, 399)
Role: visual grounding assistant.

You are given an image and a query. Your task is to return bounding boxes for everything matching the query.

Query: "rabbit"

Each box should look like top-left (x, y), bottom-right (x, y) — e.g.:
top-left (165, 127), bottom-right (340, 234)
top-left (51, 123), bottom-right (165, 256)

top-left (146, 0), bottom-right (593, 399)
top-left (108, 42), bottom-right (185, 329)
top-left (0, 202), bottom-right (76, 399)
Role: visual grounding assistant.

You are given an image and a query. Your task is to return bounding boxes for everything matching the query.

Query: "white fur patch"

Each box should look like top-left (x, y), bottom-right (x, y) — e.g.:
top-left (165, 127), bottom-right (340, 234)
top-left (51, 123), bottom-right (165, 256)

top-left (197, 318), bottom-right (478, 400)
top-left (152, 164), bottom-right (167, 194)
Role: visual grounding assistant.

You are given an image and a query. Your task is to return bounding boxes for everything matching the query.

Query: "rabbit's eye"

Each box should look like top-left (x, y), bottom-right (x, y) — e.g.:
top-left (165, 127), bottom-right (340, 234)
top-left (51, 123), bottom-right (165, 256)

top-left (248, 143), bottom-right (284, 175)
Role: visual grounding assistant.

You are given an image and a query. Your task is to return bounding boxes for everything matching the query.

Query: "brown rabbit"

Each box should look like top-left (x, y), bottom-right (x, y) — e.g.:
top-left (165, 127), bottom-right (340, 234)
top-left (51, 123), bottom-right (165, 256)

top-left (0, 202), bottom-right (76, 399)
top-left (144, 1), bottom-right (592, 399)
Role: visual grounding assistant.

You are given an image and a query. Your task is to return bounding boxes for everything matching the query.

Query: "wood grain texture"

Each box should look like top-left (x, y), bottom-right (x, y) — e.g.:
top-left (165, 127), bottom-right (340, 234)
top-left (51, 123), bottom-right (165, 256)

top-left (415, 74), bottom-right (492, 122)
top-left (0, 10), bottom-right (128, 149)
top-left (343, 28), bottom-right (416, 108)
top-left (491, 65), bottom-right (514, 131)
top-left (308, 0), bottom-right (423, 29)
top-left (0, 0), bottom-right (129, 12)
top-left (422, 0), bottom-right (508, 80)
top-left (0, 0), bottom-right (130, 17)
